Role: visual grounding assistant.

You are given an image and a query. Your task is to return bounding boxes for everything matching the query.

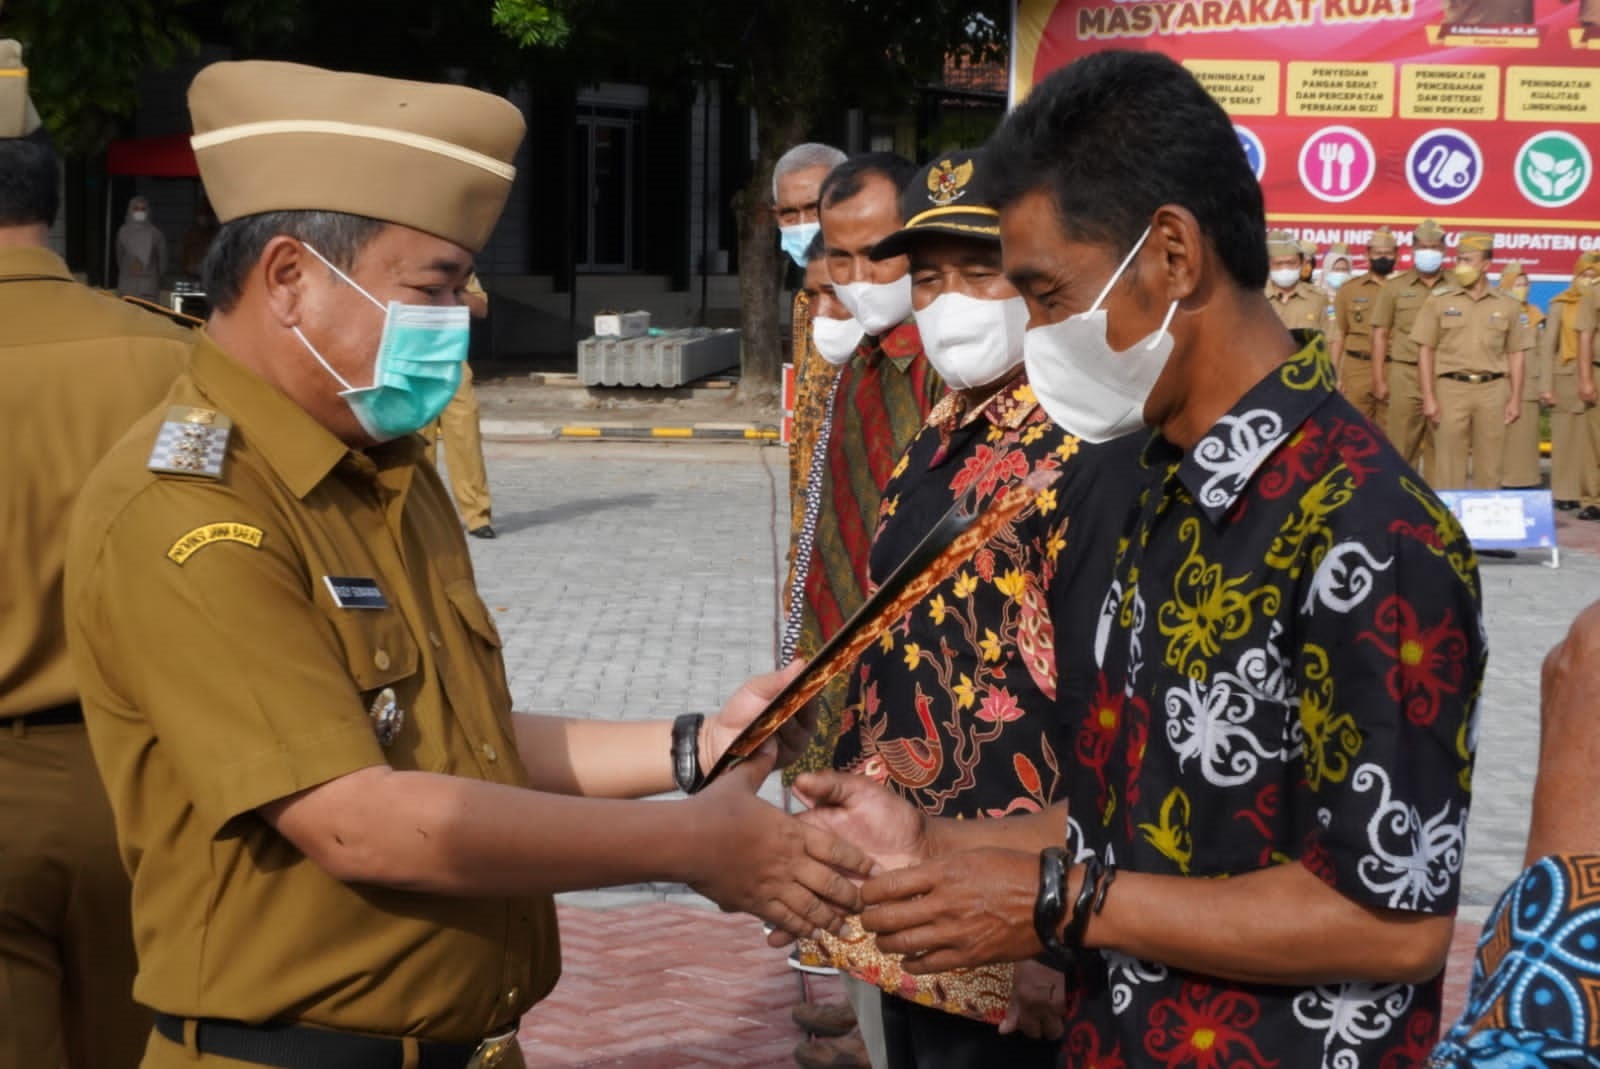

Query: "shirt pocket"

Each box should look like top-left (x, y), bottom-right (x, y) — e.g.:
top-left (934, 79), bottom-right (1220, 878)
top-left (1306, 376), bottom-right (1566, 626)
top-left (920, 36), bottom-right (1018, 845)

top-left (318, 590), bottom-right (422, 756)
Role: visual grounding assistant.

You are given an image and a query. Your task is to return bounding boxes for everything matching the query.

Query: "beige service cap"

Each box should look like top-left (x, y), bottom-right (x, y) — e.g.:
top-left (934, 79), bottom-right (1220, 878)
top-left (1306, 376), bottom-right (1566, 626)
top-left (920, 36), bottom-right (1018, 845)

top-left (1368, 227), bottom-right (1398, 252)
top-left (188, 61), bottom-right (526, 253)
top-left (1414, 219), bottom-right (1445, 244)
top-left (1266, 229), bottom-right (1300, 257)
top-left (1459, 230), bottom-right (1494, 253)
top-left (0, 39), bottom-right (44, 139)
top-left (1297, 238), bottom-right (1318, 260)
top-left (1577, 251), bottom-right (1600, 277)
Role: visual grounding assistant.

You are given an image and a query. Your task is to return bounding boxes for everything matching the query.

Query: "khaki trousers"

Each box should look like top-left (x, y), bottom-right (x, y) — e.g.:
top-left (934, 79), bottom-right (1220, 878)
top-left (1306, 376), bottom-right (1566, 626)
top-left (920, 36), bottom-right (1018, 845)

top-left (1433, 377), bottom-right (1510, 490)
top-left (1339, 353), bottom-right (1383, 426)
top-left (0, 722), bottom-right (147, 1069)
top-left (1501, 399), bottom-right (1544, 488)
top-left (1584, 404), bottom-right (1600, 509)
top-left (1386, 362), bottom-right (1436, 477)
top-left (424, 364), bottom-right (493, 530)
top-left (1550, 371), bottom-right (1587, 501)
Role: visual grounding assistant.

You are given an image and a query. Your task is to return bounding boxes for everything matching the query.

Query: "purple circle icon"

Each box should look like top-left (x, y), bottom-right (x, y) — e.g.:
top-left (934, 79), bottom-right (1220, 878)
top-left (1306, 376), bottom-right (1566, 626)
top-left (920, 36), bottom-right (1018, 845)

top-left (1406, 130), bottom-right (1483, 207)
top-left (1298, 126), bottom-right (1376, 204)
top-left (1236, 125), bottom-right (1266, 181)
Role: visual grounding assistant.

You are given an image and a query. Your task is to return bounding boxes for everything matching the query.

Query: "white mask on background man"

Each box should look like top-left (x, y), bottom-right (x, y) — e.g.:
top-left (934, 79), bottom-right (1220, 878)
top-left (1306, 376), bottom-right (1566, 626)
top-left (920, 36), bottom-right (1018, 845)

top-left (1269, 267), bottom-right (1301, 290)
top-left (811, 314), bottom-right (866, 365)
top-left (1414, 248), bottom-right (1445, 274)
top-left (1023, 225), bottom-right (1178, 444)
top-left (835, 275), bottom-right (914, 337)
top-left (913, 292), bottom-right (1027, 390)
top-left (132, 210), bottom-right (149, 223)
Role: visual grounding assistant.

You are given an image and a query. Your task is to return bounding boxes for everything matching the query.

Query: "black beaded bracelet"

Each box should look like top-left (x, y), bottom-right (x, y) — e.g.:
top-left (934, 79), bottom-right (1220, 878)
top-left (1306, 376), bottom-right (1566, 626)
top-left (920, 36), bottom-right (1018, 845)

top-left (1033, 847), bottom-right (1075, 970)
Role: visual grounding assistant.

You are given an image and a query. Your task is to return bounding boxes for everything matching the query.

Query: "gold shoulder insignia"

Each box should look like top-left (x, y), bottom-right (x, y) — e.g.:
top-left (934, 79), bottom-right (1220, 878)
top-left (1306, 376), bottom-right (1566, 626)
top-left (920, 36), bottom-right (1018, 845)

top-left (926, 159), bottom-right (975, 206)
top-left (148, 406), bottom-right (232, 479)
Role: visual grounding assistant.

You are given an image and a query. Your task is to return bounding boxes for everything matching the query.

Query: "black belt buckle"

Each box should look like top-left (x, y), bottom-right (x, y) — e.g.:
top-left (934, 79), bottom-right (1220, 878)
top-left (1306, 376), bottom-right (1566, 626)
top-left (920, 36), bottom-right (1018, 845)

top-left (1345, 350), bottom-right (1371, 360)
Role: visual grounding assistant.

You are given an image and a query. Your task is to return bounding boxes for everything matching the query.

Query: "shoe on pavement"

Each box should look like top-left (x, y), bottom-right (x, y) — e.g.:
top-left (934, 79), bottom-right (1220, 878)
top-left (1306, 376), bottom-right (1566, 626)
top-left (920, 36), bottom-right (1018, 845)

top-left (787, 945), bottom-right (839, 976)
top-left (794, 1035), bottom-right (870, 1069)
top-left (1579, 507), bottom-right (1600, 522)
top-left (468, 525), bottom-right (497, 539)
top-left (792, 1000), bottom-right (857, 1038)
top-left (1556, 500), bottom-right (1580, 511)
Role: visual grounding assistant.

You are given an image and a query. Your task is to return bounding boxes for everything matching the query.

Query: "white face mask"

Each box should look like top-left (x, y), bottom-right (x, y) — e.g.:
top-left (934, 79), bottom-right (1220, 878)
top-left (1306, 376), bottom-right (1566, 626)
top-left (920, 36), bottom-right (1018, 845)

top-left (811, 314), bottom-right (866, 365)
top-left (131, 210), bottom-right (149, 223)
top-left (1414, 248), bottom-right (1445, 274)
top-left (1269, 267), bottom-right (1301, 289)
top-left (913, 292), bottom-right (1028, 390)
top-left (834, 274), bottom-right (914, 337)
top-left (1324, 270), bottom-right (1351, 291)
top-left (1023, 225), bottom-right (1179, 444)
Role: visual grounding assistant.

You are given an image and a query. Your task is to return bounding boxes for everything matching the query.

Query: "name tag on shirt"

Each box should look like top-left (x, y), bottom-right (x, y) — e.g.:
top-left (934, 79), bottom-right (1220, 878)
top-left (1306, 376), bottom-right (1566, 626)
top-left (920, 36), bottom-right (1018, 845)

top-left (324, 575), bottom-right (389, 610)
top-left (1444, 308), bottom-right (1464, 318)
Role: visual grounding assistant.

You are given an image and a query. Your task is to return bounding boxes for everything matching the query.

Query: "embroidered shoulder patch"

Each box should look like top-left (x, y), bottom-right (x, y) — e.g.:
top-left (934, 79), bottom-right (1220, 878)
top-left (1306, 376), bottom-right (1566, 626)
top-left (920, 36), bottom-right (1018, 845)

top-left (148, 406), bottom-right (232, 479)
top-left (167, 522), bottom-right (264, 565)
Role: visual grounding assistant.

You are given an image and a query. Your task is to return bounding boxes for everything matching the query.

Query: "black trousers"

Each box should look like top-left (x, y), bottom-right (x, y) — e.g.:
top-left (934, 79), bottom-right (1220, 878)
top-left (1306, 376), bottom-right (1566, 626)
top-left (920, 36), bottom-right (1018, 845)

top-left (881, 994), bottom-right (1062, 1069)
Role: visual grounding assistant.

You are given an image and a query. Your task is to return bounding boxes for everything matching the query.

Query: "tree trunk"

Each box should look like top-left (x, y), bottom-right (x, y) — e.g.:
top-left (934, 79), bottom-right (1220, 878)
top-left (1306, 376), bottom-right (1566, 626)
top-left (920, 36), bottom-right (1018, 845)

top-left (734, 106), bottom-right (809, 404)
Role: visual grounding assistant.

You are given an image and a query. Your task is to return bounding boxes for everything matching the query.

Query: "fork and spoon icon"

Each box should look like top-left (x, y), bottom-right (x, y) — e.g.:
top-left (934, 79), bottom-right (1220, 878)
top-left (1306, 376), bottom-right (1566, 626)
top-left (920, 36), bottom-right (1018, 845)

top-left (1318, 141), bottom-right (1357, 192)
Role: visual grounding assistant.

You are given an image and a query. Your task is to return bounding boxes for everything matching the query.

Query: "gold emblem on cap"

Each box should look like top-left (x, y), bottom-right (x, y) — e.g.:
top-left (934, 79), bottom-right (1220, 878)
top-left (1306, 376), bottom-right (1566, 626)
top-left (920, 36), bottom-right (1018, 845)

top-left (927, 158), bottom-right (975, 207)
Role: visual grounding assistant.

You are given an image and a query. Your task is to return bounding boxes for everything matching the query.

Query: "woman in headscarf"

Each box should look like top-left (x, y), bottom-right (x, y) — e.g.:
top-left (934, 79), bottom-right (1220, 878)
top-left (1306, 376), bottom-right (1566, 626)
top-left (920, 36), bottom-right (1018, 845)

top-left (1548, 252), bottom-right (1600, 512)
top-left (1497, 261), bottom-right (1549, 490)
top-left (115, 195), bottom-right (165, 301)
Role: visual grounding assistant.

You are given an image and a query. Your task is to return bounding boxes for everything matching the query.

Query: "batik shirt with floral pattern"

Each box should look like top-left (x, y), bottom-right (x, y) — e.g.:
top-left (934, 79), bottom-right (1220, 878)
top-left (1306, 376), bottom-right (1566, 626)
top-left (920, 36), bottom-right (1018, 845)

top-left (832, 372), bottom-right (1143, 819)
top-left (1428, 853), bottom-right (1600, 1068)
top-left (1063, 336), bottom-right (1486, 1069)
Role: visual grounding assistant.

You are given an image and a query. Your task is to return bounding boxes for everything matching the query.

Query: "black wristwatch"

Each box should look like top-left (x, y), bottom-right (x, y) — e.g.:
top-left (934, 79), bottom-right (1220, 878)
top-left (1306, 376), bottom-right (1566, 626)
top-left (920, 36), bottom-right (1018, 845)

top-left (1034, 846), bottom-right (1074, 970)
top-left (672, 713), bottom-right (706, 794)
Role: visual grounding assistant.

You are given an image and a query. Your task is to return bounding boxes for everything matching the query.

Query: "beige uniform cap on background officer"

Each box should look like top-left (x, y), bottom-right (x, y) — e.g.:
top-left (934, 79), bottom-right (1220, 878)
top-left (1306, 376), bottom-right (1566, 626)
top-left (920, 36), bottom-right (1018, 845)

top-left (1331, 227), bottom-right (1397, 425)
top-left (1265, 229), bottom-right (1332, 343)
top-left (63, 59), bottom-right (868, 1069)
top-left (1373, 218), bottom-right (1450, 478)
top-left (0, 39), bottom-right (193, 1069)
top-left (1496, 261), bottom-right (1550, 490)
top-left (1411, 230), bottom-right (1535, 490)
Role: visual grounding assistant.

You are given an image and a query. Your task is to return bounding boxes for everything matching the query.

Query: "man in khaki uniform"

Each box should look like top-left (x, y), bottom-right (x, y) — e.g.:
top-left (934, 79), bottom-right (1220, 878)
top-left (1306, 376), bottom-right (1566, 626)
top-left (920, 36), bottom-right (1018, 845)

top-left (425, 270), bottom-right (495, 538)
top-left (1373, 219), bottom-right (1450, 476)
top-left (0, 45), bottom-right (193, 1069)
top-left (63, 61), bottom-right (870, 1069)
top-left (1413, 231), bottom-right (1535, 489)
top-left (1265, 230), bottom-right (1331, 337)
top-left (1550, 253), bottom-right (1600, 511)
top-left (1572, 261), bottom-right (1600, 519)
top-left (1496, 262), bottom-right (1549, 489)
top-left (1331, 227), bottom-right (1398, 424)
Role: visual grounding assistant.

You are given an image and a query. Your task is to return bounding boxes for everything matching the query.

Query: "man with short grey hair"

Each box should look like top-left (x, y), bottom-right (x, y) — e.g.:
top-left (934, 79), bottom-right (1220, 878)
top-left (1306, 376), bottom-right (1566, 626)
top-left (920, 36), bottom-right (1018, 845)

top-left (774, 142), bottom-right (847, 269)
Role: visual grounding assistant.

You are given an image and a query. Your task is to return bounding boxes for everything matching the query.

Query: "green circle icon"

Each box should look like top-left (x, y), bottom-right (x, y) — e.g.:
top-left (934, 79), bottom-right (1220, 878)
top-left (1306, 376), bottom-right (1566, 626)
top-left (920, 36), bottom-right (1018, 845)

top-left (1516, 132), bottom-right (1591, 210)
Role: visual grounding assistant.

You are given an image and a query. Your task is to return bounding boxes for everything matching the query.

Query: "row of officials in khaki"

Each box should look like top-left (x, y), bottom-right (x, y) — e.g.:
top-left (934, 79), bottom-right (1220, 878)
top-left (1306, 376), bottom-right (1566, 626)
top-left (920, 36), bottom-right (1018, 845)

top-left (2, 43), bottom-right (881, 1069)
top-left (1266, 223), bottom-right (1600, 505)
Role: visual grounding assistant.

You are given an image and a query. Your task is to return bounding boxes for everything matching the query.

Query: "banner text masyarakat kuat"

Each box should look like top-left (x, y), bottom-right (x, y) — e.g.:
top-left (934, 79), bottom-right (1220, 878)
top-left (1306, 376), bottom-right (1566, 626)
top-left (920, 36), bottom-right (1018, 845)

top-left (1012, 0), bottom-right (1600, 278)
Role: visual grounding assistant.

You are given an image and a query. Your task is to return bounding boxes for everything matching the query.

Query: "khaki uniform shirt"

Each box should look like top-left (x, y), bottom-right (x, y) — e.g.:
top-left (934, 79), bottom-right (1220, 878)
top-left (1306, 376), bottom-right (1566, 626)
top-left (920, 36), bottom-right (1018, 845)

top-left (1520, 305), bottom-right (1548, 400)
top-left (1333, 272), bottom-right (1387, 356)
top-left (1266, 281), bottom-right (1332, 337)
top-left (65, 336), bottom-right (558, 1041)
top-left (0, 246), bottom-right (191, 719)
top-left (1410, 287), bottom-right (1536, 375)
top-left (1374, 270), bottom-right (1451, 364)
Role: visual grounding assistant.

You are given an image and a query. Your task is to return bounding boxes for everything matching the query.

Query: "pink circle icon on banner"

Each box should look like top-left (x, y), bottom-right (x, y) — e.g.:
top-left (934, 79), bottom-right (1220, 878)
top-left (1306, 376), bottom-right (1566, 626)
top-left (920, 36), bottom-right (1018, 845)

top-left (1298, 126), bottom-right (1376, 204)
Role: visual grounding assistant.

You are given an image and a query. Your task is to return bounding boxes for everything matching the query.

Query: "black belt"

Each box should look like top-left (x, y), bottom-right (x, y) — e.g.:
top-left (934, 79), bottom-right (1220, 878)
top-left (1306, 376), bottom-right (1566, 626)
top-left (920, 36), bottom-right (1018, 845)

top-left (1387, 359), bottom-right (1418, 366)
top-left (1440, 371), bottom-right (1505, 384)
top-left (5, 701), bottom-right (83, 728)
top-left (153, 1014), bottom-right (484, 1069)
top-left (1344, 350), bottom-right (1371, 360)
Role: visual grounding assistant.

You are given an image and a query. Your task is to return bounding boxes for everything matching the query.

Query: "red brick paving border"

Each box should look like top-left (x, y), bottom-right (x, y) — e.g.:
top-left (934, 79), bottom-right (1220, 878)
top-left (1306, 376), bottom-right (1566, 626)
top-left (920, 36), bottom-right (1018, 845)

top-left (519, 903), bottom-right (1482, 1068)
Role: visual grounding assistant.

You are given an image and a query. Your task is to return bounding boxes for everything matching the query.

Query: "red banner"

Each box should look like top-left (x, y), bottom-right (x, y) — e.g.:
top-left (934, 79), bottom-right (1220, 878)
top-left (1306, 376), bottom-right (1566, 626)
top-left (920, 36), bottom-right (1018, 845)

top-left (1011, 0), bottom-right (1600, 279)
